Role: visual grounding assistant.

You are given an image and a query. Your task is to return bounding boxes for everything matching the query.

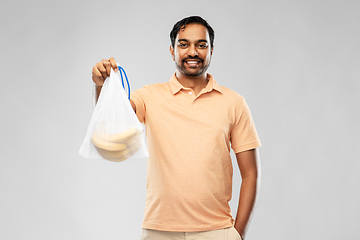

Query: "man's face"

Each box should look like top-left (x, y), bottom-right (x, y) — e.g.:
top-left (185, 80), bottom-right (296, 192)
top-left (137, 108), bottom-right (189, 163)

top-left (170, 24), bottom-right (213, 77)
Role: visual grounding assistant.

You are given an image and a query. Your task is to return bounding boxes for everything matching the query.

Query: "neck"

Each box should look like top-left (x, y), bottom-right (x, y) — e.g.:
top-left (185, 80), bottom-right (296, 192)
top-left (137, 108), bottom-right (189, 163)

top-left (175, 71), bottom-right (208, 95)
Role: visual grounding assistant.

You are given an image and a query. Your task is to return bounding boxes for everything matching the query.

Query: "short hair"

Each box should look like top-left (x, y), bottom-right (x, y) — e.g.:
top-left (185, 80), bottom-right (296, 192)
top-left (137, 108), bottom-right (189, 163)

top-left (170, 16), bottom-right (215, 49)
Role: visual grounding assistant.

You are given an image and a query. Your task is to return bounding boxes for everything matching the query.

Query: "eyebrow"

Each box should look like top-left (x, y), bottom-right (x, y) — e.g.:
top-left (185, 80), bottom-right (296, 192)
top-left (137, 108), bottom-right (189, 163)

top-left (177, 39), bottom-right (208, 43)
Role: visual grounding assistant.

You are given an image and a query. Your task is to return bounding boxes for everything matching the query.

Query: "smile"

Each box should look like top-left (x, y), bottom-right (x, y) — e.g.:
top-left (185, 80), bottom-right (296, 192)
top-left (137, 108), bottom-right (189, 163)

top-left (184, 59), bottom-right (202, 67)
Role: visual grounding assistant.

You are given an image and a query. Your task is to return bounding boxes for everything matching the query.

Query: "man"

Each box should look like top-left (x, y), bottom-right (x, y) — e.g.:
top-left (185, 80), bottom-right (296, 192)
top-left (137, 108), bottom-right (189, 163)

top-left (92, 16), bottom-right (261, 240)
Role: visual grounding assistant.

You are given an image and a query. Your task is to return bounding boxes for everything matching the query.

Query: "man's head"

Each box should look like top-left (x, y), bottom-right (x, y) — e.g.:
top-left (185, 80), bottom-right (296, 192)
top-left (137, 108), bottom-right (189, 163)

top-left (170, 16), bottom-right (215, 77)
top-left (170, 16), bottom-right (215, 49)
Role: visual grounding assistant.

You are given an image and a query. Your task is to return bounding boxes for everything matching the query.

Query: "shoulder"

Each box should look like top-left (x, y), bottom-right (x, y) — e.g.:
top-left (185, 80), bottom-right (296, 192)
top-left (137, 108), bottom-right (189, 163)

top-left (218, 85), bottom-right (245, 104)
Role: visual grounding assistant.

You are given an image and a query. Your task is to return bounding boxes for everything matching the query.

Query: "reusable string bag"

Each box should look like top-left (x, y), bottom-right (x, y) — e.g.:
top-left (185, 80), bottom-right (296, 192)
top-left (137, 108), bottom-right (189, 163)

top-left (79, 66), bottom-right (148, 161)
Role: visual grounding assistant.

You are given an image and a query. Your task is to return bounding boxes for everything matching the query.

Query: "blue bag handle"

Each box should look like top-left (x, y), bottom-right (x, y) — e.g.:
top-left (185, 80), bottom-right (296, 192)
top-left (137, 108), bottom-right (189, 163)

top-left (118, 66), bottom-right (130, 100)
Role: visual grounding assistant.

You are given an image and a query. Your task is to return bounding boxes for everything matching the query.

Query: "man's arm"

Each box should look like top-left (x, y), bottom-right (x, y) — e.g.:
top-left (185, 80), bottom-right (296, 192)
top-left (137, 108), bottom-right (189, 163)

top-left (130, 99), bottom-right (136, 113)
top-left (234, 148), bottom-right (261, 240)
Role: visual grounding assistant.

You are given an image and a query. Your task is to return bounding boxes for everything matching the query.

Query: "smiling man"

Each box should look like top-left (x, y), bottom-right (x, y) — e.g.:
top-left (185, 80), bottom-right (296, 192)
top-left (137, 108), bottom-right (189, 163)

top-left (92, 16), bottom-right (261, 240)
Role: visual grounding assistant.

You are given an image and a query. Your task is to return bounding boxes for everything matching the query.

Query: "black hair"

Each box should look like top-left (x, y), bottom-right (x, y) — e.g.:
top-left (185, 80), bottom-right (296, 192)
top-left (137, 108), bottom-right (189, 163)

top-left (170, 16), bottom-right (215, 49)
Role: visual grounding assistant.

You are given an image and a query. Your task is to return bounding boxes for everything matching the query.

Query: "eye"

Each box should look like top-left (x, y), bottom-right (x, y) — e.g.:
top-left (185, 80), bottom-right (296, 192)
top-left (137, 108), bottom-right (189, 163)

top-left (198, 44), bottom-right (208, 49)
top-left (178, 43), bottom-right (188, 48)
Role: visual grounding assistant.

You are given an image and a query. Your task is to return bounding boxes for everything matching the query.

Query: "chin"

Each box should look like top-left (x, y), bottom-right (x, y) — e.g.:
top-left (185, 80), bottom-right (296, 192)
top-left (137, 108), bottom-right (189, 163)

top-left (185, 72), bottom-right (202, 77)
top-left (185, 68), bottom-right (208, 77)
top-left (176, 63), bottom-right (208, 77)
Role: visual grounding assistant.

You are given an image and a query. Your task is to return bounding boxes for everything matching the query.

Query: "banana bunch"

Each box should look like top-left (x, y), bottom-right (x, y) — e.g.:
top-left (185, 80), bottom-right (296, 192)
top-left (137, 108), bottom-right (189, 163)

top-left (91, 127), bottom-right (141, 162)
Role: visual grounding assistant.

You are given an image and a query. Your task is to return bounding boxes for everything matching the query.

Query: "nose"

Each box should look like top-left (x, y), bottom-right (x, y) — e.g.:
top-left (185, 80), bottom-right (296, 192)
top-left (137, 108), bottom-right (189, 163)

top-left (187, 44), bottom-right (198, 57)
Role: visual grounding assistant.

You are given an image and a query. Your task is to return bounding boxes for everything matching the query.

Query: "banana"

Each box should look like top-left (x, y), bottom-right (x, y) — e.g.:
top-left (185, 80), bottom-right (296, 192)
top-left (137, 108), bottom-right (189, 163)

top-left (95, 145), bottom-right (130, 158)
top-left (99, 127), bottom-right (140, 144)
top-left (124, 133), bottom-right (140, 146)
top-left (91, 132), bottom-right (127, 151)
top-left (91, 126), bottom-right (142, 161)
top-left (101, 155), bottom-right (129, 162)
top-left (128, 139), bottom-right (141, 154)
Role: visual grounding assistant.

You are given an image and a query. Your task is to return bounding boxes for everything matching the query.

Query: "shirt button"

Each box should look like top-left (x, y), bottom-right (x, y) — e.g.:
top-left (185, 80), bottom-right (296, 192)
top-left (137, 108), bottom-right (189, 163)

top-left (189, 92), bottom-right (192, 95)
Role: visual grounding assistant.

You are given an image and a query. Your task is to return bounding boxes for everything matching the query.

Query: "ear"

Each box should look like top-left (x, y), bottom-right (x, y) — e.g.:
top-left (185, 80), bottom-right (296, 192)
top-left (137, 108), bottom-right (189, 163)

top-left (170, 45), bottom-right (175, 61)
top-left (211, 46), bottom-right (214, 56)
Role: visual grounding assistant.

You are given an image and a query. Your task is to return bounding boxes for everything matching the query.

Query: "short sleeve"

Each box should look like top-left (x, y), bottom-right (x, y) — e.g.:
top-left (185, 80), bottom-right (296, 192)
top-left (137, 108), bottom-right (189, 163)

top-left (130, 87), bottom-right (149, 123)
top-left (230, 97), bottom-right (261, 153)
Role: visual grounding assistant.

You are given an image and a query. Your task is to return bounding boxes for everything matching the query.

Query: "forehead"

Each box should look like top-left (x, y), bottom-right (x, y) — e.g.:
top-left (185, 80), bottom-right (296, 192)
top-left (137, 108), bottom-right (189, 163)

top-left (176, 24), bottom-right (210, 42)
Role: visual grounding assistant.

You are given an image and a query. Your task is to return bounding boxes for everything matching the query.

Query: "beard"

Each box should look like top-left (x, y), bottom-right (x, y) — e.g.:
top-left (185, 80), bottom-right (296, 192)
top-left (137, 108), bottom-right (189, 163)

top-left (175, 57), bottom-right (211, 77)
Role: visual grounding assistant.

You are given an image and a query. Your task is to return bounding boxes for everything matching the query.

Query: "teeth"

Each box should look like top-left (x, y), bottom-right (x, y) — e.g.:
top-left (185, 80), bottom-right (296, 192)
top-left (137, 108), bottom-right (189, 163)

top-left (187, 61), bottom-right (198, 64)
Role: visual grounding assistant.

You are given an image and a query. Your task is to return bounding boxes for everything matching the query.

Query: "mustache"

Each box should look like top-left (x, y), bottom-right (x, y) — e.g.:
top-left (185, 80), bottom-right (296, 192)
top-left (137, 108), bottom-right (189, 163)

top-left (182, 57), bottom-right (203, 63)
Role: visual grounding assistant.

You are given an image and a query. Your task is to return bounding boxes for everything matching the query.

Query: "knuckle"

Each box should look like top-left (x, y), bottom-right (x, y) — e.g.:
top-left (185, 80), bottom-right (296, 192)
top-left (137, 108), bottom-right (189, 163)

top-left (99, 66), bottom-right (106, 73)
top-left (94, 70), bottom-right (102, 77)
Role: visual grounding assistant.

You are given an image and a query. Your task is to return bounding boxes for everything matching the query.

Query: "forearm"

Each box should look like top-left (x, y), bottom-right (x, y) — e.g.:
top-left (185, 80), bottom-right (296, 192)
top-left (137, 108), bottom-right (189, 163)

top-left (234, 175), bottom-right (260, 239)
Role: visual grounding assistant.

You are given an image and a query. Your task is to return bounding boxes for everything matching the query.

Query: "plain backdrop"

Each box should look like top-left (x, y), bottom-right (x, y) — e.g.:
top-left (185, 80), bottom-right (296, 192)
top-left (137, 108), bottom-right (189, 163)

top-left (1, 0), bottom-right (359, 239)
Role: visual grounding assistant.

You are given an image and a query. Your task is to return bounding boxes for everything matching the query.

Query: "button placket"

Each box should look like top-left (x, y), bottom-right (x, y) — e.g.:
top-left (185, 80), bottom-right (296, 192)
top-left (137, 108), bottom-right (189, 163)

top-left (186, 90), bottom-right (196, 103)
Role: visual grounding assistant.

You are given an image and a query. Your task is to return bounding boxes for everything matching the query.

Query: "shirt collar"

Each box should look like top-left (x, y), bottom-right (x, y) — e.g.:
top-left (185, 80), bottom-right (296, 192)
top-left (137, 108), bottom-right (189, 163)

top-left (169, 73), bottom-right (222, 95)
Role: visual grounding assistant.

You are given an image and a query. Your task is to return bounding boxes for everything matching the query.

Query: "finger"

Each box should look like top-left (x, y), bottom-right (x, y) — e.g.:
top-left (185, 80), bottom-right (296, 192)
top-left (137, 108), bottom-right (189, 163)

top-left (92, 72), bottom-right (103, 86)
top-left (92, 66), bottom-right (104, 86)
top-left (109, 57), bottom-right (118, 72)
top-left (102, 59), bottom-right (112, 77)
top-left (98, 60), bottom-right (109, 80)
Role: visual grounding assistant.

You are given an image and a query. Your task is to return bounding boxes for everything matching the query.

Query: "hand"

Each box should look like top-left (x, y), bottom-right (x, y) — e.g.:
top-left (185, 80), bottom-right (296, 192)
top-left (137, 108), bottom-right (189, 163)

top-left (92, 57), bottom-right (118, 86)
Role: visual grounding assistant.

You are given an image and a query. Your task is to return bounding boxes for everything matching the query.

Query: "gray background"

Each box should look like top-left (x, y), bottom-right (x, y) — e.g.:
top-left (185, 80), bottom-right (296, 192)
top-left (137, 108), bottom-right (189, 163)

top-left (1, 0), bottom-right (359, 239)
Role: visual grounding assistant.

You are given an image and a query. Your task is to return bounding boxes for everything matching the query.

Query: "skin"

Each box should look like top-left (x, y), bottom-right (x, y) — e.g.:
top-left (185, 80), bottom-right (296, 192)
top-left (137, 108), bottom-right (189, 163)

top-left (235, 149), bottom-right (261, 240)
top-left (91, 23), bottom-right (260, 240)
top-left (92, 57), bottom-right (118, 104)
top-left (169, 23), bottom-right (213, 96)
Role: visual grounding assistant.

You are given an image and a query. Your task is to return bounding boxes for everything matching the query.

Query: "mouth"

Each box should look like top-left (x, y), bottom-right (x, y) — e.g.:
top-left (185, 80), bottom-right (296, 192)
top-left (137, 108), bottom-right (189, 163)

top-left (184, 59), bottom-right (202, 67)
